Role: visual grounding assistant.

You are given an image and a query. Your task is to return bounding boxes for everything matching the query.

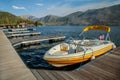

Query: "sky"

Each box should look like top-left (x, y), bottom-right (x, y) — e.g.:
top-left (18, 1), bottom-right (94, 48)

top-left (0, 0), bottom-right (120, 18)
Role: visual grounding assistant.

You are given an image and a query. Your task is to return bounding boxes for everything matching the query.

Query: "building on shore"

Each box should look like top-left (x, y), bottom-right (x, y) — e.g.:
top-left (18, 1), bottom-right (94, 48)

top-left (0, 22), bottom-right (35, 29)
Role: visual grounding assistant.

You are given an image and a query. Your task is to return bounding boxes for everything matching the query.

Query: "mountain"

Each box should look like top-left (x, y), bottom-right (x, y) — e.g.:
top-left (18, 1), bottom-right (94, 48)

top-left (20, 15), bottom-right (39, 21)
top-left (0, 12), bottom-right (43, 26)
top-left (0, 12), bottom-right (35, 25)
top-left (36, 4), bottom-right (120, 26)
top-left (0, 12), bottom-right (23, 24)
top-left (64, 4), bottom-right (120, 26)
top-left (37, 15), bottom-right (60, 25)
top-left (38, 15), bottom-right (60, 22)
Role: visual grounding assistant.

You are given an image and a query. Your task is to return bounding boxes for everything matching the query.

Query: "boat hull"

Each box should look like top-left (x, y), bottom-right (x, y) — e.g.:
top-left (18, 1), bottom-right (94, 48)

top-left (44, 44), bottom-right (114, 67)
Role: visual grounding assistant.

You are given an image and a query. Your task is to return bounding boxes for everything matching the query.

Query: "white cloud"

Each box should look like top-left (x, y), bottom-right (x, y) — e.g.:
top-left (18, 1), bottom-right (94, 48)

top-left (12, 5), bottom-right (26, 10)
top-left (47, 6), bottom-right (55, 10)
top-left (33, 0), bottom-right (120, 17)
top-left (36, 3), bottom-right (44, 6)
top-left (49, 1), bottom-right (120, 15)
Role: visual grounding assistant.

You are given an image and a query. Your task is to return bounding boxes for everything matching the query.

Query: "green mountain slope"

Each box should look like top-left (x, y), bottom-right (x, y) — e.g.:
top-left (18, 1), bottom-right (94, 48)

top-left (0, 12), bottom-right (34, 25)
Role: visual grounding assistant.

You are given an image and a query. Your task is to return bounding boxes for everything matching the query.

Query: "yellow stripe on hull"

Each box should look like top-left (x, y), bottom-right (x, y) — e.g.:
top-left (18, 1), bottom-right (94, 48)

top-left (45, 45), bottom-right (113, 67)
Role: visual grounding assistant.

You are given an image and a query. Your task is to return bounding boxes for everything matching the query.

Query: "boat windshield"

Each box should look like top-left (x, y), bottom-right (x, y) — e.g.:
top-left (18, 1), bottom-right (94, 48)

top-left (80, 40), bottom-right (108, 46)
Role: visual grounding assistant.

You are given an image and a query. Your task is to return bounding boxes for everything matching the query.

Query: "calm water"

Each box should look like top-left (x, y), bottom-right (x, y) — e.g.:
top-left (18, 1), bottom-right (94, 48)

top-left (17, 26), bottom-right (120, 70)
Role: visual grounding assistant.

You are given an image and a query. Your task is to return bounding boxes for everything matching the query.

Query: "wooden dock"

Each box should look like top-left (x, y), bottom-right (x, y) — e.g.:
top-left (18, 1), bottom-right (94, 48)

top-left (7, 28), bottom-right (36, 31)
top-left (0, 29), bottom-right (120, 80)
top-left (7, 32), bottom-right (41, 38)
top-left (5, 30), bottom-right (30, 34)
top-left (31, 47), bottom-right (120, 80)
top-left (10, 35), bottom-right (66, 47)
top-left (0, 30), bottom-right (37, 80)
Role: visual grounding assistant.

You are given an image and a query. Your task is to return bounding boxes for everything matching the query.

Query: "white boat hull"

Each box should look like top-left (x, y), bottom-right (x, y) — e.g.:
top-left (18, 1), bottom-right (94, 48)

top-left (44, 40), bottom-right (116, 67)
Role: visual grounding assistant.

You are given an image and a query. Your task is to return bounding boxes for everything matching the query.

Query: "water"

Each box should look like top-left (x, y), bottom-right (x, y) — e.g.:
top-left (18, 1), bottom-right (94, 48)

top-left (17, 26), bottom-right (120, 70)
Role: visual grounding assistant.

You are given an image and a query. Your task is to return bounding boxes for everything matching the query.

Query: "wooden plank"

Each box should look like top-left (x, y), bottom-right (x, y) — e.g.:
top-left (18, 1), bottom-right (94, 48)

top-left (55, 71), bottom-right (74, 80)
top-left (64, 71), bottom-right (85, 80)
top-left (112, 51), bottom-right (120, 56)
top-left (31, 69), bottom-right (44, 80)
top-left (91, 53), bottom-right (120, 76)
top-left (86, 65), bottom-right (117, 79)
top-left (42, 70), bottom-right (58, 80)
top-left (50, 71), bottom-right (67, 80)
top-left (7, 32), bottom-right (41, 37)
top-left (10, 35), bottom-right (65, 45)
top-left (71, 70), bottom-right (91, 80)
top-left (37, 70), bottom-right (53, 80)
top-left (0, 30), bottom-right (36, 80)
top-left (93, 61), bottom-right (120, 77)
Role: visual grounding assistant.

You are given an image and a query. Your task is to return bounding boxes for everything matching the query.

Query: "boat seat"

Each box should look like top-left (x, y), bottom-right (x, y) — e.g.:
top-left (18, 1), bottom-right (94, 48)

top-left (60, 43), bottom-right (68, 51)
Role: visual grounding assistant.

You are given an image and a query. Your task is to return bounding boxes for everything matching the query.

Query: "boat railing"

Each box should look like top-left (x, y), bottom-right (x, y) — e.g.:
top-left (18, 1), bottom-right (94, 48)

top-left (81, 48), bottom-right (95, 62)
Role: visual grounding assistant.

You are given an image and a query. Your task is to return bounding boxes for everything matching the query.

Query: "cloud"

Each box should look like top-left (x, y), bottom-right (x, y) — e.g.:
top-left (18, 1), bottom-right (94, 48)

top-left (47, 6), bottom-right (55, 10)
top-left (36, 3), bottom-right (44, 6)
top-left (48, 1), bottom-right (120, 15)
top-left (33, 0), bottom-right (120, 17)
top-left (12, 5), bottom-right (26, 10)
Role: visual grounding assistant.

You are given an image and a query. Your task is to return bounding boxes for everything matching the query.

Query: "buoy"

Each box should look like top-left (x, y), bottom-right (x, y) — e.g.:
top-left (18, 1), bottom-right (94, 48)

top-left (91, 55), bottom-right (95, 60)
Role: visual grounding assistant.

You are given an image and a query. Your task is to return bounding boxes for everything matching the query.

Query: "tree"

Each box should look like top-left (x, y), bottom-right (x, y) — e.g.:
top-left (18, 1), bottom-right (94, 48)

top-left (38, 22), bottom-right (43, 26)
top-left (34, 21), bottom-right (38, 26)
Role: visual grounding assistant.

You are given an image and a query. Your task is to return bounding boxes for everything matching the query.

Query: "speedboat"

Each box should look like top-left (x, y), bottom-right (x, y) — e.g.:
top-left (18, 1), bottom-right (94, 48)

top-left (43, 25), bottom-right (116, 67)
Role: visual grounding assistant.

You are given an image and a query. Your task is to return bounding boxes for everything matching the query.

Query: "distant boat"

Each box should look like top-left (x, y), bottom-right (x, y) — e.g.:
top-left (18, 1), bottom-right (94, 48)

top-left (44, 25), bottom-right (116, 67)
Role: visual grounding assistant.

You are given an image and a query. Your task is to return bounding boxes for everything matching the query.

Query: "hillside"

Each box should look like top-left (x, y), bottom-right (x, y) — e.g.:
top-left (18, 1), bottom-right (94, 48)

top-left (36, 4), bottom-right (120, 26)
top-left (20, 15), bottom-right (39, 21)
top-left (37, 15), bottom-right (61, 26)
top-left (64, 4), bottom-right (120, 26)
top-left (0, 12), bottom-right (40, 26)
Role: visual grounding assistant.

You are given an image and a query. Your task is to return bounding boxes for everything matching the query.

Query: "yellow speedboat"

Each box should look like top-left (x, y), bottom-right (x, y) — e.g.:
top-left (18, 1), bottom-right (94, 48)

top-left (43, 25), bottom-right (116, 67)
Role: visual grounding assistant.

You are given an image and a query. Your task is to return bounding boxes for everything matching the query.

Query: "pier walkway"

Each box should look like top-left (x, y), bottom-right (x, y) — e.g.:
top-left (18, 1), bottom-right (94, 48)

top-left (0, 30), bottom-right (36, 80)
top-left (7, 32), bottom-right (41, 38)
top-left (5, 30), bottom-right (30, 34)
top-left (10, 35), bottom-right (66, 47)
